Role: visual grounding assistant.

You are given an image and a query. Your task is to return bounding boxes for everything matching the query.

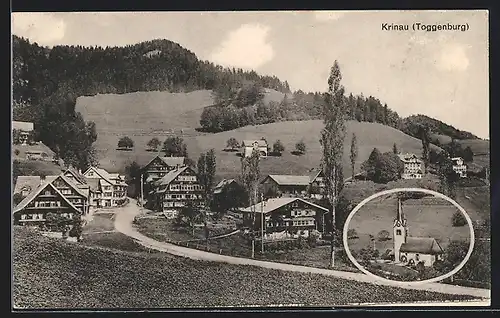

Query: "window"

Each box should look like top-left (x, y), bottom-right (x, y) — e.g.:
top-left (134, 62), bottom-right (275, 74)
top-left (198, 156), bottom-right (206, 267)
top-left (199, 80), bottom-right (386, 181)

top-left (21, 214), bottom-right (27, 220)
top-left (44, 190), bottom-right (51, 195)
top-left (292, 201), bottom-right (299, 207)
top-left (396, 229), bottom-right (402, 235)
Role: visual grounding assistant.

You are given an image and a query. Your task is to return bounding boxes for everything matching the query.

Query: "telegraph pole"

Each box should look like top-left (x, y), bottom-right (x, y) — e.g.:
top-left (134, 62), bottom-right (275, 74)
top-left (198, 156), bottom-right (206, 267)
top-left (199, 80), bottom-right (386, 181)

top-left (261, 193), bottom-right (264, 254)
top-left (140, 173), bottom-right (144, 212)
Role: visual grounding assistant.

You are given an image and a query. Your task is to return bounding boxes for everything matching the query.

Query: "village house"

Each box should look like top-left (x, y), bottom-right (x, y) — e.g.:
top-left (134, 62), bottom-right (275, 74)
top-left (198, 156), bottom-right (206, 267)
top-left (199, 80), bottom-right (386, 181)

top-left (239, 197), bottom-right (328, 240)
top-left (13, 173), bottom-right (90, 226)
top-left (82, 167), bottom-right (128, 207)
top-left (141, 155), bottom-right (187, 184)
top-left (150, 166), bottom-right (204, 219)
top-left (393, 198), bottom-right (444, 267)
top-left (451, 157), bottom-right (467, 178)
top-left (12, 120), bottom-right (34, 145)
top-left (397, 153), bottom-right (424, 179)
top-left (241, 139), bottom-right (268, 158)
top-left (261, 169), bottom-right (326, 199)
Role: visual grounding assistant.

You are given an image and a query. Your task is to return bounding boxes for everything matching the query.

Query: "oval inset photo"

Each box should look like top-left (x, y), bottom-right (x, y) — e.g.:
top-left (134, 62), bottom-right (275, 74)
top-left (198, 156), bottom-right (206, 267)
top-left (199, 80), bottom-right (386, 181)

top-left (343, 188), bottom-right (474, 285)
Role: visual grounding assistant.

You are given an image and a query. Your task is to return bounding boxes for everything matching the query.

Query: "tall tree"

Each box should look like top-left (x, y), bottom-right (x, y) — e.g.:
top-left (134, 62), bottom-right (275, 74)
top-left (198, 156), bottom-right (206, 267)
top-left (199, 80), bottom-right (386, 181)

top-left (163, 136), bottom-right (188, 157)
top-left (321, 60), bottom-right (347, 268)
top-left (197, 149), bottom-right (217, 208)
top-left (418, 125), bottom-right (431, 174)
top-left (240, 149), bottom-right (260, 258)
top-left (147, 137), bottom-right (161, 151)
top-left (349, 133), bottom-right (358, 180)
top-left (393, 143), bottom-right (398, 154)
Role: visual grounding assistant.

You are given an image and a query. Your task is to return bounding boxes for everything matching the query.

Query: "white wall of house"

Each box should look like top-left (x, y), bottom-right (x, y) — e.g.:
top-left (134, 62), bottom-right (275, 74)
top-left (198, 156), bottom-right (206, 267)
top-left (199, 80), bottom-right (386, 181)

top-left (400, 252), bottom-right (436, 267)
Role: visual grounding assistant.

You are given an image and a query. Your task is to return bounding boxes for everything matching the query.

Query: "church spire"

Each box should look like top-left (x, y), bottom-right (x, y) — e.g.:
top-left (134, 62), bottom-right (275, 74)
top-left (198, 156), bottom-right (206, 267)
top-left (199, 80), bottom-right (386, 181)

top-left (395, 197), bottom-right (406, 226)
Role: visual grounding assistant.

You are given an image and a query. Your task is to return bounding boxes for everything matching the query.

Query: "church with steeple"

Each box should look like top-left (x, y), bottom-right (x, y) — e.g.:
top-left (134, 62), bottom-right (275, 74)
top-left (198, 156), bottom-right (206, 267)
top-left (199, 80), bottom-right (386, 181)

top-left (393, 198), bottom-right (444, 267)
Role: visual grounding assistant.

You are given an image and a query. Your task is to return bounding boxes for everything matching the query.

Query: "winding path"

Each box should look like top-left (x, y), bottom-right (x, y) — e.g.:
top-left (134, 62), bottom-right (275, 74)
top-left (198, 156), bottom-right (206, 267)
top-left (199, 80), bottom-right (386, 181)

top-left (114, 198), bottom-right (490, 301)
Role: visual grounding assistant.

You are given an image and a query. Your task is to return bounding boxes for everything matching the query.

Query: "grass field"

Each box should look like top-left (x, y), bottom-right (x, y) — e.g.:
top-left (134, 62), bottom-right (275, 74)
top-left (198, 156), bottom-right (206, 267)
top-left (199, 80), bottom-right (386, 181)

top-left (82, 213), bottom-right (116, 234)
top-left (12, 226), bottom-right (476, 308)
top-left (347, 195), bottom-right (472, 254)
top-left (76, 90), bottom-right (441, 179)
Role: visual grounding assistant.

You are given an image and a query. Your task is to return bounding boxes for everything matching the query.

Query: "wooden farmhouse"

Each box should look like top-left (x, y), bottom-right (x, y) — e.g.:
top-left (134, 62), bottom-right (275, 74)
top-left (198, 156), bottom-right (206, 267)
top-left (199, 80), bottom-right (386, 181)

top-left (13, 174), bottom-right (90, 226)
top-left (82, 167), bottom-right (128, 207)
top-left (261, 169), bottom-right (326, 199)
top-left (150, 166), bottom-right (205, 219)
top-left (239, 197), bottom-right (328, 240)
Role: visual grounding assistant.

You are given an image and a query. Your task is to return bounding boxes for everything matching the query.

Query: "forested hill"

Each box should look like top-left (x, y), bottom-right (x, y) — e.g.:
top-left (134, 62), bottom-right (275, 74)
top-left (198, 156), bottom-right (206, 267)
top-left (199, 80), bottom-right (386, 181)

top-left (401, 115), bottom-right (479, 140)
top-left (12, 34), bottom-right (480, 170)
top-left (11, 35), bottom-right (291, 169)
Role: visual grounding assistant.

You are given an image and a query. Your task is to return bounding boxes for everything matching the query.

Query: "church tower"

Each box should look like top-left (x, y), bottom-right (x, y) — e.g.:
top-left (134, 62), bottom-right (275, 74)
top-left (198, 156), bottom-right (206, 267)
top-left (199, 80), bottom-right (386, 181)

top-left (393, 198), bottom-right (408, 263)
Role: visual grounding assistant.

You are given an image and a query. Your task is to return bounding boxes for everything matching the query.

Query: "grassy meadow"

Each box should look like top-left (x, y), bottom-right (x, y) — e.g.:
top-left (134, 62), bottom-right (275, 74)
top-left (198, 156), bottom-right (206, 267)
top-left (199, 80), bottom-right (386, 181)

top-left (76, 89), bottom-right (442, 180)
top-left (12, 226), bottom-right (477, 308)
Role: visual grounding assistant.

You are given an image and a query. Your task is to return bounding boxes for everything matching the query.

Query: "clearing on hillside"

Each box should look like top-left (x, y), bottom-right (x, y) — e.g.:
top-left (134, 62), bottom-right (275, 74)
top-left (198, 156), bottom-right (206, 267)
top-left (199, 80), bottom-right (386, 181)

top-left (76, 89), bottom-right (286, 173)
top-left (82, 114), bottom-right (442, 179)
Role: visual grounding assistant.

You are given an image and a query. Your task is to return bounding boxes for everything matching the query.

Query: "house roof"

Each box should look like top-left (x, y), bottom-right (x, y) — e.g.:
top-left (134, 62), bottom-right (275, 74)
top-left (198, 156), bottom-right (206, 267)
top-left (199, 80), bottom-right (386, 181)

top-left (84, 167), bottom-right (126, 186)
top-left (12, 121), bottom-right (34, 131)
top-left (400, 237), bottom-right (444, 254)
top-left (240, 197), bottom-right (328, 214)
top-left (13, 178), bottom-right (81, 214)
top-left (213, 179), bottom-right (236, 194)
top-left (308, 169), bottom-right (323, 182)
top-left (63, 168), bottom-right (87, 185)
top-left (160, 156), bottom-right (186, 167)
top-left (398, 153), bottom-right (422, 163)
top-left (155, 166), bottom-right (191, 190)
top-left (242, 140), bottom-right (267, 147)
top-left (14, 176), bottom-right (41, 195)
top-left (264, 175), bottom-right (311, 186)
top-left (142, 155), bottom-right (186, 170)
top-left (47, 174), bottom-right (89, 198)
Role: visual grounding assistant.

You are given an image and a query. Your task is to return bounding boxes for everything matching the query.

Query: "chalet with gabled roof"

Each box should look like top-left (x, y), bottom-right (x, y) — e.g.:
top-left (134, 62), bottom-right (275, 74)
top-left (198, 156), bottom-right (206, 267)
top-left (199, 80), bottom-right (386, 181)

top-left (261, 169), bottom-right (326, 199)
top-left (451, 157), bottom-right (467, 178)
top-left (13, 173), bottom-right (90, 226)
top-left (150, 166), bottom-right (204, 219)
top-left (397, 153), bottom-right (423, 179)
top-left (241, 139), bottom-right (268, 158)
top-left (82, 167), bottom-right (127, 207)
top-left (142, 155), bottom-right (187, 183)
top-left (239, 197), bottom-right (328, 240)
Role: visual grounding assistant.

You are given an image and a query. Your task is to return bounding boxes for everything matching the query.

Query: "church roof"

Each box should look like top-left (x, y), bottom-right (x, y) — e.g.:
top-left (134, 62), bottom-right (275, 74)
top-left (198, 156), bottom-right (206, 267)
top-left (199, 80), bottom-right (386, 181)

top-left (400, 237), bottom-right (444, 254)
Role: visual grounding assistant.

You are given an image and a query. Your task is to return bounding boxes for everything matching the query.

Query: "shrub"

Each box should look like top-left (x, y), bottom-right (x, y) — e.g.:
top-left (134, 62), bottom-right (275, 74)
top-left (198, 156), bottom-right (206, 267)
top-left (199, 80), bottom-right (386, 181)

top-left (14, 149), bottom-right (20, 156)
top-left (452, 211), bottom-right (467, 227)
top-left (226, 137), bottom-right (240, 151)
top-left (117, 136), bottom-right (134, 149)
top-left (295, 140), bottom-right (306, 154)
top-left (377, 230), bottom-right (391, 241)
top-left (347, 229), bottom-right (358, 239)
top-left (272, 140), bottom-right (285, 155)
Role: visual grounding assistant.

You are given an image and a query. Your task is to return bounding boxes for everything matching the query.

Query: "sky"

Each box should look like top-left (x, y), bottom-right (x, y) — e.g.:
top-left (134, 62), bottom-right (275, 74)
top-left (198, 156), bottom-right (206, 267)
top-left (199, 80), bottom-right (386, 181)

top-left (11, 11), bottom-right (489, 139)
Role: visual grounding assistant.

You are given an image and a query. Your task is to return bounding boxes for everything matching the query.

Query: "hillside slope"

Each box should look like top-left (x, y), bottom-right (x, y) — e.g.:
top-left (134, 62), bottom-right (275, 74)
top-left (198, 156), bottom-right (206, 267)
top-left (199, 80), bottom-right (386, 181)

top-left (88, 114), bottom-right (440, 180)
top-left (192, 120), bottom-right (442, 179)
top-left (12, 227), bottom-right (474, 308)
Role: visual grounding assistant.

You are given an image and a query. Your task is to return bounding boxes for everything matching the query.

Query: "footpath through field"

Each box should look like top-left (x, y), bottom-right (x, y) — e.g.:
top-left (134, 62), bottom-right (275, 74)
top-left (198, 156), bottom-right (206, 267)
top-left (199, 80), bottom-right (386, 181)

top-left (114, 198), bottom-right (490, 301)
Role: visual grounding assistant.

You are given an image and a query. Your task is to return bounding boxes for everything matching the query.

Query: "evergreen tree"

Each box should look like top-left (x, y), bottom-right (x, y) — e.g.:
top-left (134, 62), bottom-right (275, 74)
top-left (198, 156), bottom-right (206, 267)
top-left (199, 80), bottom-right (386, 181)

top-left (241, 149), bottom-right (260, 258)
top-left (418, 125), bottom-right (431, 174)
top-left (321, 60), bottom-right (347, 268)
top-left (349, 133), bottom-right (358, 180)
top-left (393, 143), bottom-right (398, 154)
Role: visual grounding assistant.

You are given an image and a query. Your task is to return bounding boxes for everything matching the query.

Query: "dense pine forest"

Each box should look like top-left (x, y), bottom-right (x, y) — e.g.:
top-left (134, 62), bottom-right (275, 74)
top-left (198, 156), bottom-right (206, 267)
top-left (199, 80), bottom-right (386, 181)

top-left (12, 34), bottom-right (479, 170)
